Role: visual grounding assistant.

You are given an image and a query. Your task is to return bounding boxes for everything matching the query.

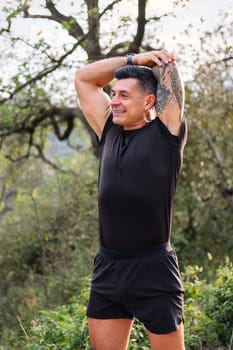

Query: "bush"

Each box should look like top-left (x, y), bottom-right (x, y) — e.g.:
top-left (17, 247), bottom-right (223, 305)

top-left (23, 303), bottom-right (90, 350)
top-left (205, 258), bottom-right (233, 347)
top-left (182, 265), bottom-right (220, 350)
top-left (128, 320), bottom-right (150, 350)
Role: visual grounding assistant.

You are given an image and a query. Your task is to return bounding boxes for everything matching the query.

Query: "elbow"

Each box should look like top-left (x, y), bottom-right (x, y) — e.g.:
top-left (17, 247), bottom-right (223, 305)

top-left (74, 68), bottom-right (81, 82)
top-left (74, 69), bottom-right (83, 91)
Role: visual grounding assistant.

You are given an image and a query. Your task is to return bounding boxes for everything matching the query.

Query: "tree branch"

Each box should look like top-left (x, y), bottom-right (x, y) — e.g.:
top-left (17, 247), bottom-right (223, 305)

top-left (128, 0), bottom-right (147, 53)
top-left (0, 15), bottom-right (12, 35)
top-left (0, 38), bottom-right (80, 103)
top-left (33, 142), bottom-right (77, 174)
top-left (23, 0), bottom-right (84, 39)
top-left (105, 0), bottom-right (147, 56)
top-left (106, 5), bottom-right (173, 56)
top-left (0, 185), bottom-right (17, 220)
top-left (1, 1), bottom-right (126, 103)
top-left (48, 107), bottom-right (75, 140)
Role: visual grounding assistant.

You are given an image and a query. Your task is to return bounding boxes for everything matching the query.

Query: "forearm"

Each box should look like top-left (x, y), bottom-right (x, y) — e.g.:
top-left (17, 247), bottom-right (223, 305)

top-left (75, 57), bottom-right (127, 88)
top-left (75, 49), bottom-right (175, 88)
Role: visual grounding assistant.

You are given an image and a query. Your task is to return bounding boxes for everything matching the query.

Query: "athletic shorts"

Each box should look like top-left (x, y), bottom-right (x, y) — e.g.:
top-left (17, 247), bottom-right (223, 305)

top-left (86, 242), bottom-right (184, 334)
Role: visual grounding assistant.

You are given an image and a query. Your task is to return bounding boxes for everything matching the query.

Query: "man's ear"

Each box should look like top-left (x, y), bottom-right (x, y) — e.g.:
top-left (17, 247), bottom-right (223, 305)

top-left (145, 94), bottom-right (156, 110)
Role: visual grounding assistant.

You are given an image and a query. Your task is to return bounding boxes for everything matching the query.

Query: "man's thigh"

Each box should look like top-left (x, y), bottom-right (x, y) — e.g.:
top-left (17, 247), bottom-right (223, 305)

top-left (148, 322), bottom-right (185, 350)
top-left (88, 318), bottom-right (133, 350)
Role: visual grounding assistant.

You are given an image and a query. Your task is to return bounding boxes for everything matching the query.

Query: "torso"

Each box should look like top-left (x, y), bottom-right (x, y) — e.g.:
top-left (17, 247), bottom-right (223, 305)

top-left (98, 115), bottom-right (186, 251)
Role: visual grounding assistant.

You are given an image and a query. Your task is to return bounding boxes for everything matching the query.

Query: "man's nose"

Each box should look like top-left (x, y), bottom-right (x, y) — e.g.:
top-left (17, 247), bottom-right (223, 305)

top-left (111, 95), bottom-right (120, 105)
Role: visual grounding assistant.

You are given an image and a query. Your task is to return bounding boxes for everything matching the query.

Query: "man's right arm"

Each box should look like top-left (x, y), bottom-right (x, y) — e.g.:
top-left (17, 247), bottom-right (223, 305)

top-left (74, 57), bottom-right (126, 139)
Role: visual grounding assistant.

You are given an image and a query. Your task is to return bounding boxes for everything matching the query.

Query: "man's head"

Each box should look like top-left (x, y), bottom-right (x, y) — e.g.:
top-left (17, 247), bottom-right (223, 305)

top-left (114, 65), bottom-right (158, 97)
top-left (111, 66), bottom-right (158, 130)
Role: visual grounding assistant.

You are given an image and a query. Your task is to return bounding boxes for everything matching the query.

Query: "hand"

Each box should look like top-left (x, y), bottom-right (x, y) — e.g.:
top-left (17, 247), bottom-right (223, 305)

top-left (133, 49), bottom-right (176, 67)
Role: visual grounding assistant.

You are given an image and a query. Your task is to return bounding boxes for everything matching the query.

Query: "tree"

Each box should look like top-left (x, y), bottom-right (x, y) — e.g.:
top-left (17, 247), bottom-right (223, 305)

top-left (172, 12), bottom-right (233, 266)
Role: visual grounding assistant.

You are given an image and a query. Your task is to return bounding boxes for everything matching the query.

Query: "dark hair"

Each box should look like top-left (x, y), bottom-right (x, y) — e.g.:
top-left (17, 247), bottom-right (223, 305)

top-left (114, 65), bottom-right (158, 97)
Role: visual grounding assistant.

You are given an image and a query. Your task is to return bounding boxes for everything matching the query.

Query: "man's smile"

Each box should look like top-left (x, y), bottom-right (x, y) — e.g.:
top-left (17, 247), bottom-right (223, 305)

top-left (112, 109), bottom-right (126, 114)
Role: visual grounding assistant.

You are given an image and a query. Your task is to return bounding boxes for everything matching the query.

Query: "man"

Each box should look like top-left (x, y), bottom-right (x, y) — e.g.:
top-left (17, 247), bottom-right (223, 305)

top-left (75, 49), bottom-right (187, 350)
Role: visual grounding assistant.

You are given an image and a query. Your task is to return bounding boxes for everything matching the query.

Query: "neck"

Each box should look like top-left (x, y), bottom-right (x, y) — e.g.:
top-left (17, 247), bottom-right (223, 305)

top-left (123, 120), bottom-right (147, 130)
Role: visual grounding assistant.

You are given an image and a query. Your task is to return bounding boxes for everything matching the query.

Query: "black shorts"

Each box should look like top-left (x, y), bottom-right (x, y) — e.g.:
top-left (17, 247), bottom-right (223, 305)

top-left (86, 242), bottom-right (184, 334)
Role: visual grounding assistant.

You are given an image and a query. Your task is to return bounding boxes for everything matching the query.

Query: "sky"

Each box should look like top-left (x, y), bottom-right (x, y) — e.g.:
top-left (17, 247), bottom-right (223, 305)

top-left (147, 0), bottom-right (232, 52)
top-left (1, 0), bottom-right (232, 47)
top-left (0, 0), bottom-right (232, 89)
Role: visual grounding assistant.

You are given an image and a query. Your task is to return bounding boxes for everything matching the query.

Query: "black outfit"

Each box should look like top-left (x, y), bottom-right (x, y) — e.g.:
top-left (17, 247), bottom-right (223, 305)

top-left (87, 115), bottom-right (187, 334)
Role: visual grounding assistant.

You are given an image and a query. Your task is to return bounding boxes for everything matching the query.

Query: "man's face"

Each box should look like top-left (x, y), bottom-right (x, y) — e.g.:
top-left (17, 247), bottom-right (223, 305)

top-left (111, 78), bottom-right (153, 130)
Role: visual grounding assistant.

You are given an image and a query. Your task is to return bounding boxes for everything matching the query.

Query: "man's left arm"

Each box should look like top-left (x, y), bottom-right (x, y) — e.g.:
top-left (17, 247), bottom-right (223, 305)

top-left (152, 60), bottom-right (185, 136)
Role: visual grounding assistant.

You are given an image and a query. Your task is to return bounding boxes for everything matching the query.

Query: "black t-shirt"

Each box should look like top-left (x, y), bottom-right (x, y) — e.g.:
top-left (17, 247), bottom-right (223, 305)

top-left (98, 115), bottom-right (187, 251)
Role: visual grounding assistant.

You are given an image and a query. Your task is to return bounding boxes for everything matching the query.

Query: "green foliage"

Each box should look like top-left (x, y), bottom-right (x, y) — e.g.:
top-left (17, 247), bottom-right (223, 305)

top-left (128, 320), bottom-right (150, 350)
top-left (183, 265), bottom-right (220, 350)
top-left (182, 262), bottom-right (233, 349)
top-left (205, 259), bottom-right (233, 347)
top-left (0, 150), bottom-right (99, 342)
top-left (24, 304), bottom-right (90, 350)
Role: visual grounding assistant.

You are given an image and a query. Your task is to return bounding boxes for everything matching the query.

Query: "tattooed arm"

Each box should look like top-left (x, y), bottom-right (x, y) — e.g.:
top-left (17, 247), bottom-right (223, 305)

top-left (152, 61), bottom-right (185, 136)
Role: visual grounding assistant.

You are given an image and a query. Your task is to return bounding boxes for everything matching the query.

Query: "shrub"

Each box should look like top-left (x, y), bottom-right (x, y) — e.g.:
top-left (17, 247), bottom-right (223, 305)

top-left (182, 265), bottom-right (220, 350)
top-left (205, 258), bottom-right (233, 347)
top-left (24, 303), bottom-right (90, 350)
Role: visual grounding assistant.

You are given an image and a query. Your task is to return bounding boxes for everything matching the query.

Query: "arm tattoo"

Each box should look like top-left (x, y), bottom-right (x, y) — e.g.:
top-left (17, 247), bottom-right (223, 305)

top-left (153, 62), bottom-right (184, 115)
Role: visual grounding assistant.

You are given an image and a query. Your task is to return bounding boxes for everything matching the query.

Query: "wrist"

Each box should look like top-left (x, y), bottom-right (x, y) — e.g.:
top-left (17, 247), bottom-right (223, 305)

top-left (126, 53), bottom-right (136, 65)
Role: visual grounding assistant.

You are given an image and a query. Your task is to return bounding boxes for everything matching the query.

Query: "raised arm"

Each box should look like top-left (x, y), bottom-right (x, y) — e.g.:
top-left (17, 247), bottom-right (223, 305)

top-left (74, 57), bottom-right (126, 139)
top-left (152, 60), bottom-right (185, 136)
